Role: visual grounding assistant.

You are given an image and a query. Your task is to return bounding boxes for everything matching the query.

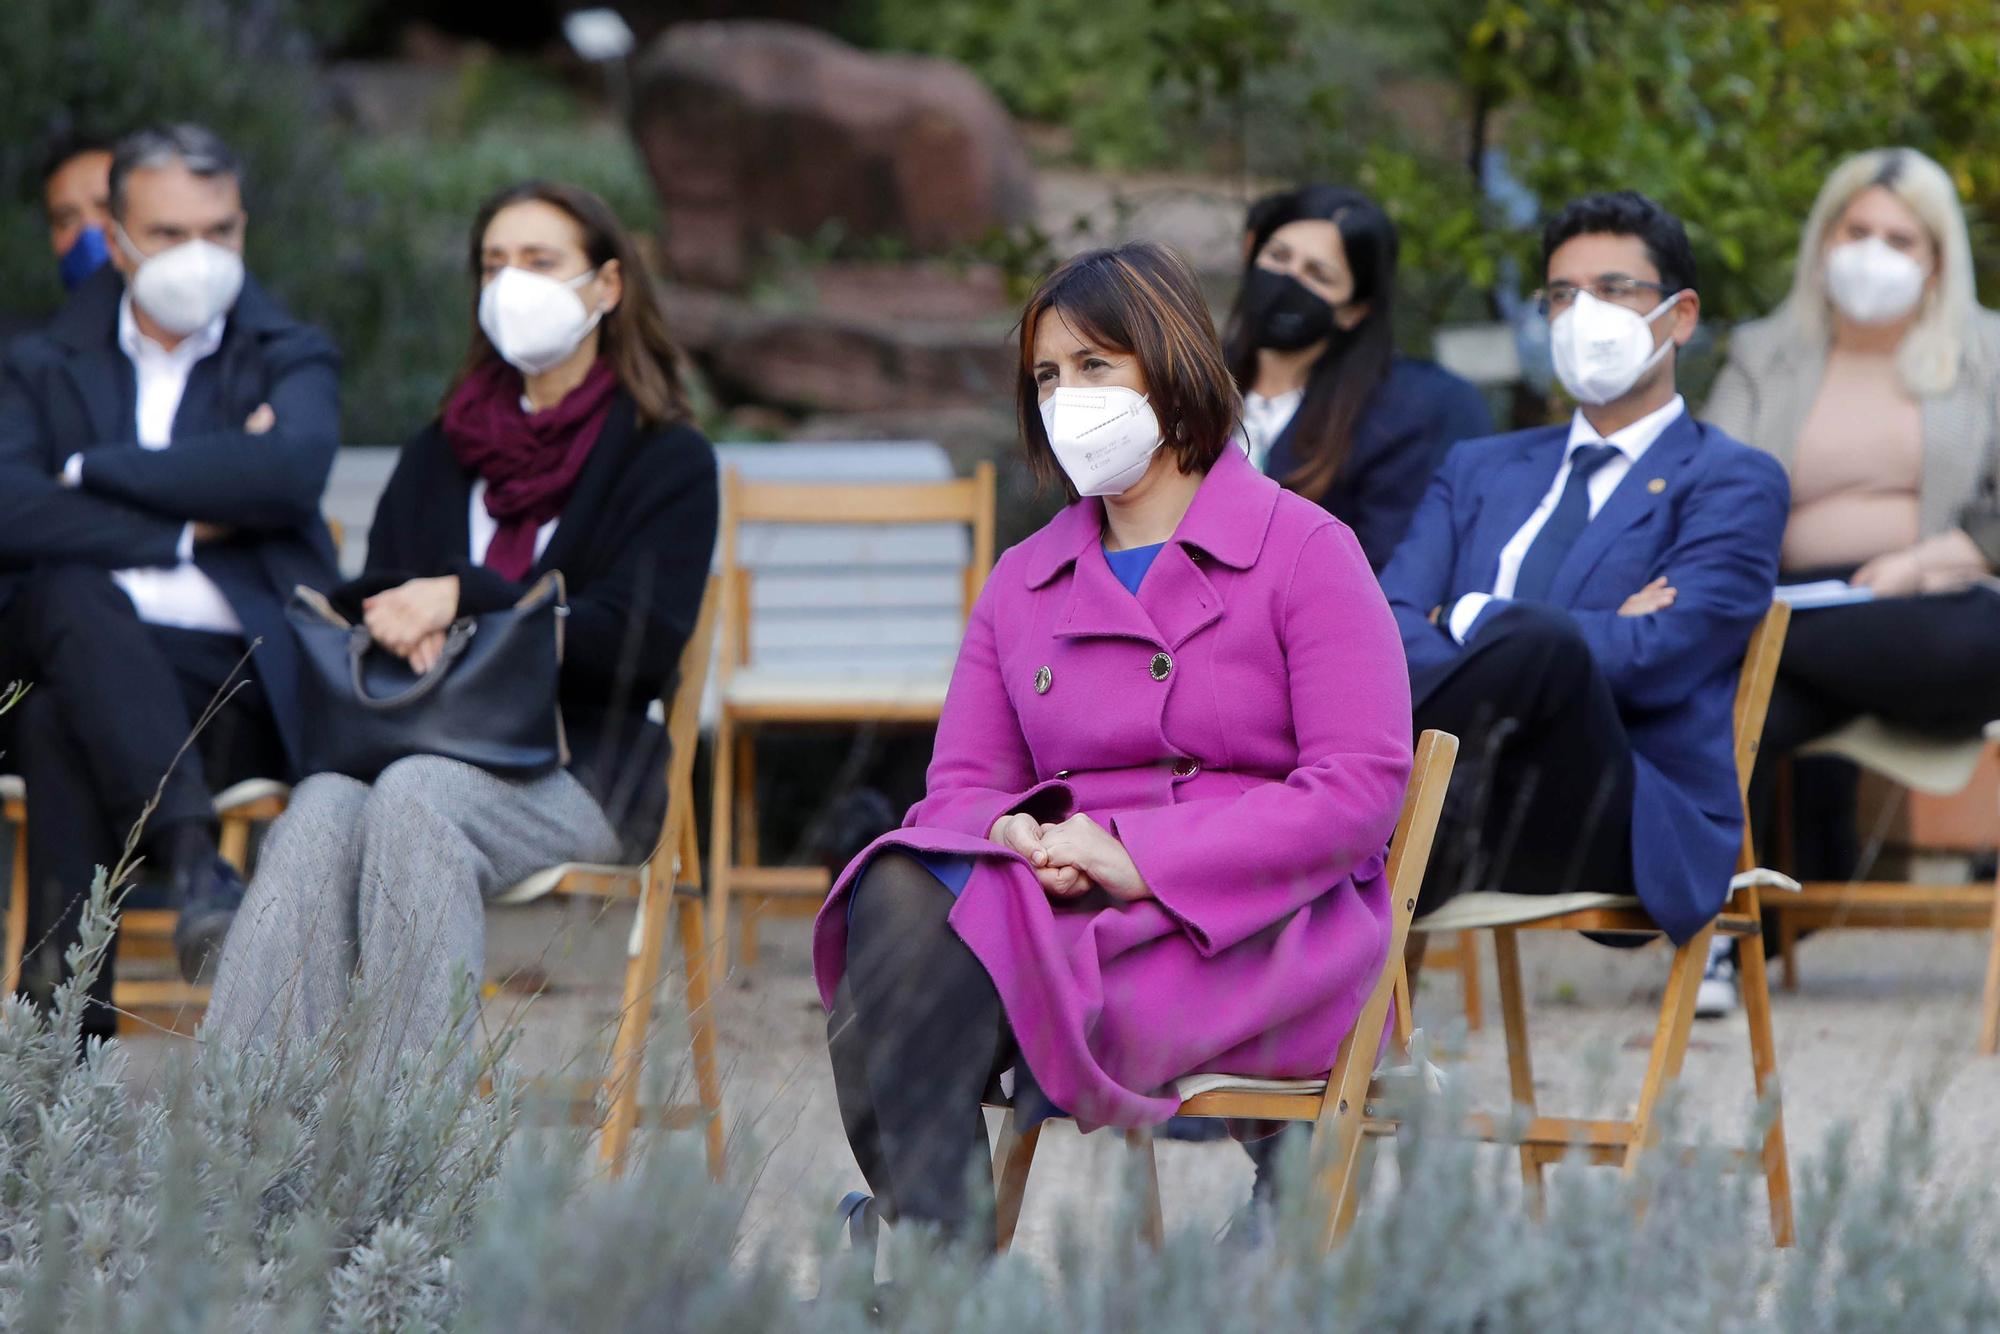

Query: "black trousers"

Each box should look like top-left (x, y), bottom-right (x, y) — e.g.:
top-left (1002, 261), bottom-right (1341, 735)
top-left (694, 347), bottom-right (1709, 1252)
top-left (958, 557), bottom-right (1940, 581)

top-left (1411, 602), bottom-right (1636, 915)
top-left (4, 566), bottom-right (285, 1028)
top-left (827, 851), bottom-right (1014, 1242)
top-left (1755, 582), bottom-right (2000, 880)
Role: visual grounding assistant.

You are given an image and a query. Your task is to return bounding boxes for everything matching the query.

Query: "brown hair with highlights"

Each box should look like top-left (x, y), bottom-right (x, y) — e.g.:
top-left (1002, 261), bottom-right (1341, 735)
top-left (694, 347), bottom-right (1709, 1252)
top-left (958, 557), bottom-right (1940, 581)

top-left (1016, 242), bottom-right (1241, 494)
top-left (449, 180), bottom-right (691, 429)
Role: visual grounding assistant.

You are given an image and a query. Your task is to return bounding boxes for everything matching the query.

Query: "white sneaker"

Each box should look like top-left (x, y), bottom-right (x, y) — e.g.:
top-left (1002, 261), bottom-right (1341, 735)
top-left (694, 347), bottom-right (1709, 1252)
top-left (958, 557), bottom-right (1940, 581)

top-left (1694, 936), bottom-right (1739, 1020)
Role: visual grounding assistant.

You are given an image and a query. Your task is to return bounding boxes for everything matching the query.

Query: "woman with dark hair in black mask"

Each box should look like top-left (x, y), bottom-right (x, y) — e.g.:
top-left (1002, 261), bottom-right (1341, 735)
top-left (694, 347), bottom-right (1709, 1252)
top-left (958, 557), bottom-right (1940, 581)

top-left (1226, 183), bottom-right (1492, 570)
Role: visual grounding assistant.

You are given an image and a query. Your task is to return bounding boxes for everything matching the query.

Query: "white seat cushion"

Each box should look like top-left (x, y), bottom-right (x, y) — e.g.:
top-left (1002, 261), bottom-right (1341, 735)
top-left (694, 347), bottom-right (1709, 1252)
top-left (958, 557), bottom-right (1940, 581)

top-left (214, 778), bottom-right (292, 812)
top-left (1174, 1072), bottom-right (1328, 1100)
top-left (1734, 867), bottom-right (1802, 894)
top-left (722, 669), bottom-right (951, 710)
top-left (1416, 869), bottom-right (1800, 934)
top-left (1801, 715), bottom-right (1996, 796)
top-left (1414, 890), bottom-right (1638, 933)
top-left (493, 862), bottom-right (641, 906)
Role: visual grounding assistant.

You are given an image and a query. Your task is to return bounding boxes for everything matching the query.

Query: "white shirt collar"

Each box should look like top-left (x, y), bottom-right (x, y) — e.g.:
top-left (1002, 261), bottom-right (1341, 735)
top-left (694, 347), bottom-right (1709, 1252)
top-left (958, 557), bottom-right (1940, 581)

top-left (117, 293), bottom-right (226, 366)
top-left (1564, 392), bottom-right (1685, 464)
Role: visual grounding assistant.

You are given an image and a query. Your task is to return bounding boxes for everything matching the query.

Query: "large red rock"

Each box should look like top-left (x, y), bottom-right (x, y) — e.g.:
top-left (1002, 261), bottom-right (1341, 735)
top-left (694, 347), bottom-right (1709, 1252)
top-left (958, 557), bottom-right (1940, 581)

top-left (631, 21), bottom-right (1036, 288)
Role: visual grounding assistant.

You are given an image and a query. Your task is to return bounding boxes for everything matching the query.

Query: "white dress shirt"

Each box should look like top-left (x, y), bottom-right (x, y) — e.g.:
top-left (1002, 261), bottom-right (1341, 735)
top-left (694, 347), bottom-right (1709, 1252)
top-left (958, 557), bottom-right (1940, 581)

top-left (90, 297), bottom-right (242, 634)
top-left (1236, 388), bottom-right (1304, 473)
top-left (1447, 394), bottom-right (1686, 642)
top-left (468, 480), bottom-right (559, 566)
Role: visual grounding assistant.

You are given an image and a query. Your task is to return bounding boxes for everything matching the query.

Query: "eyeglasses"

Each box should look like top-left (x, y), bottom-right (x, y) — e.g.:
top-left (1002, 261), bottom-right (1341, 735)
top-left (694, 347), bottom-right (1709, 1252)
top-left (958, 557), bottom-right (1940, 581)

top-left (1533, 276), bottom-right (1673, 316)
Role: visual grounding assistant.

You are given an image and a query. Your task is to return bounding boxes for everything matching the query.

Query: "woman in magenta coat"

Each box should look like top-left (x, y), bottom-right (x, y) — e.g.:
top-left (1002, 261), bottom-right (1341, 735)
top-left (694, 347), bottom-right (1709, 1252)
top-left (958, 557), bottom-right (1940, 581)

top-left (816, 242), bottom-right (1412, 1246)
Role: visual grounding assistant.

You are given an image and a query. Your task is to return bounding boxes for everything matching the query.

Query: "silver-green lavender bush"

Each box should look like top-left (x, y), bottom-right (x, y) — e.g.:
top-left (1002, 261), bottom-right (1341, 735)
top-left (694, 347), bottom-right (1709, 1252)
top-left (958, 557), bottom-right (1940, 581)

top-left (3, 874), bottom-right (1997, 1331)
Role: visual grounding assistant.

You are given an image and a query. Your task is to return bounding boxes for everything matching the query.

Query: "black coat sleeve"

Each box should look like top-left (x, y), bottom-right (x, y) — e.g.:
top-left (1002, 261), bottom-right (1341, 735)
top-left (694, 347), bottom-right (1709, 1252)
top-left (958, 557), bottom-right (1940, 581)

top-left (0, 354), bottom-right (185, 569)
top-left (75, 327), bottom-right (341, 529)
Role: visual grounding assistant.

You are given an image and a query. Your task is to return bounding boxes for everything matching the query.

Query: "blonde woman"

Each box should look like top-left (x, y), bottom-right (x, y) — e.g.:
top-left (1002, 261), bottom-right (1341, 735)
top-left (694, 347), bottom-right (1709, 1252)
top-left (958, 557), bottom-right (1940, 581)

top-left (1705, 148), bottom-right (2000, 977)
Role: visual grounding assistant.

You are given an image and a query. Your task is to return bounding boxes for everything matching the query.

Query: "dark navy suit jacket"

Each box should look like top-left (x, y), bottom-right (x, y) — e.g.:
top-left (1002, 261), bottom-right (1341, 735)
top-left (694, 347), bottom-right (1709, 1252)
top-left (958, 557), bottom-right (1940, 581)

top-left (0, 265), bottom-right (341, 774)
top-left (1263, 357), bottom-right (1492, 571)
top-left (1378, 411), bottom-right (1789, 942)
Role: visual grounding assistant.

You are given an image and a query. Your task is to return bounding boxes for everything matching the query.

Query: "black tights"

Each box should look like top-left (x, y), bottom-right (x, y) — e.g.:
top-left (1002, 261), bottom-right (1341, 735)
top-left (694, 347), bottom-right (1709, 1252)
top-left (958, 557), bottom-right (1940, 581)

top-left (828, 851), bottom-right (1015, 1242)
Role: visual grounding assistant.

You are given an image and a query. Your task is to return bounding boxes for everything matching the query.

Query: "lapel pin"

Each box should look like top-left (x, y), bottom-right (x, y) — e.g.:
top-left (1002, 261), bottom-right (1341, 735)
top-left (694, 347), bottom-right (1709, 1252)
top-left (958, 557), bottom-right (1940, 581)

top-left (1034, 665), bottom-right (1052, 695)
top-left (1647, 477), bottom-right (1667, 494)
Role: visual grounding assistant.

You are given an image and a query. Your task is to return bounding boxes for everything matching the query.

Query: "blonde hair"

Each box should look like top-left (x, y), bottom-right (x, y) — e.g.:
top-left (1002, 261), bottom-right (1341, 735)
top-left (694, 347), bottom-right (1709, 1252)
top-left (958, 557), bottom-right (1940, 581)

top-left (1771, 147), bottom-right (1982, 396)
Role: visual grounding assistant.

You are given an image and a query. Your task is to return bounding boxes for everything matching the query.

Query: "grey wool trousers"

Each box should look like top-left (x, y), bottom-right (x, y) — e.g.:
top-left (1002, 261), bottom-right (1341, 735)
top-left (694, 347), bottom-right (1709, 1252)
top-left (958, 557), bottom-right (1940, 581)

top-left (200, 755), bottom-right (623, 1066)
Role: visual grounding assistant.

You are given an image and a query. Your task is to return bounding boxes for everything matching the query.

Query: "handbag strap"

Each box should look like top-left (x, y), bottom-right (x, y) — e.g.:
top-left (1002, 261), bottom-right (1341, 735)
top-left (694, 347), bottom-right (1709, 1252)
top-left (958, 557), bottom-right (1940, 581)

top-left (346, 619), bottom-right (478, 711)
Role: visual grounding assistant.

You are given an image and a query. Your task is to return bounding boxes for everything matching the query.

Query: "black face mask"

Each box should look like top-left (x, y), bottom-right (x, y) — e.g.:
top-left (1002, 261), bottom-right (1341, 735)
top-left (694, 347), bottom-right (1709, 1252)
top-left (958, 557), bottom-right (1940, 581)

top-left (1241, 266), bottom-right (1340, 352)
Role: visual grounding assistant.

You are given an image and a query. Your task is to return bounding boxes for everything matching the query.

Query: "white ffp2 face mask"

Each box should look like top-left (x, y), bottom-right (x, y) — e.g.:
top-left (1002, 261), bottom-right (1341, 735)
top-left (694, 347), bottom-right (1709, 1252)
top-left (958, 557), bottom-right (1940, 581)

top-left (478, 265), bottom-right (605, 375)
top-left (1550, 289), bottom-right (1683, 407)
top-left (1825, 236), bottom-right (1927, 326)
top-left (115, 225), bottom-right (244, 336)
top-left (1039, 386), bottom-right (1163, 497)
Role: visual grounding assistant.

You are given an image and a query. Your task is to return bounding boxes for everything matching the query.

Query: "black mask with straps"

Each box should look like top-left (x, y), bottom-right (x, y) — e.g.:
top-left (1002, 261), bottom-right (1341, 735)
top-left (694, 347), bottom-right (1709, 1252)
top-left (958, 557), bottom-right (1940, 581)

top-left (1242, 266), bottom-right (1345, 352)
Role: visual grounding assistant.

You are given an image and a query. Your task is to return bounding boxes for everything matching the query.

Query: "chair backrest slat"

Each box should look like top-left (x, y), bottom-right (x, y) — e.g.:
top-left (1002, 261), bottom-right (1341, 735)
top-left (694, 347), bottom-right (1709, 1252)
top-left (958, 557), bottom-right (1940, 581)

top-left (1318, 735), bottom-right (1457, 1097)
top-left (1729, 602), bottom-right (1792, 804)
top-left (714, 460), bottom-right (996, 687)
top-left (648, 576), bottom-right (722, 869)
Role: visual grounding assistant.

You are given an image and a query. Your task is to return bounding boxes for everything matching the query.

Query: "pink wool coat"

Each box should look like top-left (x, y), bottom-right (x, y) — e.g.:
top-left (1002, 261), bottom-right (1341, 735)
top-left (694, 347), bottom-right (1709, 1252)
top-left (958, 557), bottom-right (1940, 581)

top-left (812, 445), bottom-right (1414, 1129)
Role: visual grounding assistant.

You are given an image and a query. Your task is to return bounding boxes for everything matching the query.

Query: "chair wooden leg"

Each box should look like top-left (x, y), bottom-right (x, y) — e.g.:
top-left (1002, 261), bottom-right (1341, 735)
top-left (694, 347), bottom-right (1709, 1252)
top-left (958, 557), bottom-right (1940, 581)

top-left (992, 1111), bottom-right (1040, 1252)
top-left (1491, 928), bottom-right (1544, 1210)
top-left (1778, 909), bottom-right (1799, 993)
top-left (734, 729), bottom-right (762, 969)
top-left (217, 813), bottom-right (253, 873)
top-left (1313, 1075), bottom-right (1376, 1250)
top-left (1981, 861), bottom-right (2000, 1057)
top-left (1622, 922), bottom-right (1713, 1174)
top-left (4, 821), bottom-right (25, 996)
top-left (1124, 1128), bottom-right (1164, 1250)
top-left (677, 892), bottom-right (726, 1181)
top-left (1735, 905), bottom-right (1795, 1246)
top-left (1392, 957), bottom-right (1415, 1053)
top-left (600, 867), bottom-right (673, 1176)
top-left (707, 715), bottom-right (735, 968)
top-left (1457, 931), bottom-right (1484, 1033)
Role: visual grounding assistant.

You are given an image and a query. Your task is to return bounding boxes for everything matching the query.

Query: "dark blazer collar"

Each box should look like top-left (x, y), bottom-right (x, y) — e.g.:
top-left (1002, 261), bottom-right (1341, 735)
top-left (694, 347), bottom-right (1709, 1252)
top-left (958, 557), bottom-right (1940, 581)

top-left (47, 266), bottom-right (293, 353)
top-left (1023, 443), bottom-right (1280, 590)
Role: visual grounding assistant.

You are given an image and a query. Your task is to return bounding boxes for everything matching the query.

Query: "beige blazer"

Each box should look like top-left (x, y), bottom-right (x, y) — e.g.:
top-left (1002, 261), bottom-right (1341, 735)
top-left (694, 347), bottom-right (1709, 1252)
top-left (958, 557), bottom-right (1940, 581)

top-left (1704, 309), bottom-right (2000, 560)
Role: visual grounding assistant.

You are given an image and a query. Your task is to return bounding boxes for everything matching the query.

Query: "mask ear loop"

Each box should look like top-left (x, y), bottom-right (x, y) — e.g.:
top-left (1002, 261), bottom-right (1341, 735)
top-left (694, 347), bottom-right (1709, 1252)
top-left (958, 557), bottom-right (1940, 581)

top-left (111, 221), bottom-right (149, 265)
top-left (1632, 289), bottom-right (1686, 379)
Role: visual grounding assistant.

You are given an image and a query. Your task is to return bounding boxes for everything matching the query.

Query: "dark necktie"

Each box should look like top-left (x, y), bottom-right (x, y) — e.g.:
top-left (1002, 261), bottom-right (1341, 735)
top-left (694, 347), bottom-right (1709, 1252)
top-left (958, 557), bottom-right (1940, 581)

top-left (1511, 442), bottom-right (1622, 602)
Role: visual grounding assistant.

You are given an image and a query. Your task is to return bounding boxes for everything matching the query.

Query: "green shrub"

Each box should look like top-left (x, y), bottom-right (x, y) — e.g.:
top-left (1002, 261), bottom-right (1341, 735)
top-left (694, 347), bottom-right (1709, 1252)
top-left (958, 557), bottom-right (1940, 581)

top-left (10, 865), bottom-right (2000, 1332)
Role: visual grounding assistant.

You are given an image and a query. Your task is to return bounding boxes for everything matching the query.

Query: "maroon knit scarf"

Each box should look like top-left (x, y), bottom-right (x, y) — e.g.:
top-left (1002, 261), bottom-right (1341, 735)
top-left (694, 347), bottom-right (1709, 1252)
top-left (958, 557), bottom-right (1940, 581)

top-left (443, 356), bottom-right (619, 580)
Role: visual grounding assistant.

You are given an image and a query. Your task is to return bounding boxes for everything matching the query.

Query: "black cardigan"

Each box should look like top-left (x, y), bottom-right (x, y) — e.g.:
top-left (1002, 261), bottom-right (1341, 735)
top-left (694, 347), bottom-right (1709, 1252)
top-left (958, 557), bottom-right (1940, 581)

top-left (347, 391), bottom-right (719, 846)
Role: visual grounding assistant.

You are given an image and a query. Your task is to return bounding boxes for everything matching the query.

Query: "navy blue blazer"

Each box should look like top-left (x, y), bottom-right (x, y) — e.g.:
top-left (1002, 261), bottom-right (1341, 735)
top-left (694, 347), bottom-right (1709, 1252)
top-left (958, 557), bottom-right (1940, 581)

top-left (1263, 357), bottom-right (1492, 571)
top-left (0, 264), bottom-right (341, 775)
top-left (1378, 412), bottom-right (1789, 942)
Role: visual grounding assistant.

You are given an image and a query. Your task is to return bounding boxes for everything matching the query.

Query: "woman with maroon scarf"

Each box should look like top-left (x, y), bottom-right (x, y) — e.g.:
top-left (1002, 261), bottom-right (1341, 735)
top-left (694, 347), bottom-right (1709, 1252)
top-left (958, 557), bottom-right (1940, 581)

top-left (202, 182), bottom-right (718, 1059)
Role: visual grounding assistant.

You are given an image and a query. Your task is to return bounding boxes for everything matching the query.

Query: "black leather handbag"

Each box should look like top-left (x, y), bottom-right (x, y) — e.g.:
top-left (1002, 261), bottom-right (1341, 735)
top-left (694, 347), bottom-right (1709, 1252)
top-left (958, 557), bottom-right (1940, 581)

top-left (288, 572), bottom-right (569, 781)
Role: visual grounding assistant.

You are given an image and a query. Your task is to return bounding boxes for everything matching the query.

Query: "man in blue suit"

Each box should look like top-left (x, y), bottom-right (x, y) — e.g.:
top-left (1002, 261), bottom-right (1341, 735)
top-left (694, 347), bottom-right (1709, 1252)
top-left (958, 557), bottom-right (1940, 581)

top-left (1380, 191), bottom-right (1788, 989)
top-left (0, 124), bottom-right (338, 1031)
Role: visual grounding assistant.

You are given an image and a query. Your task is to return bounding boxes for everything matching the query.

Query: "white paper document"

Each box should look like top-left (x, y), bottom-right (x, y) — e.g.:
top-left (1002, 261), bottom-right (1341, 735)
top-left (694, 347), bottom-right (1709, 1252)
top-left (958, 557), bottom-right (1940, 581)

top-left (1773, 580), bottom-right (1876, 610)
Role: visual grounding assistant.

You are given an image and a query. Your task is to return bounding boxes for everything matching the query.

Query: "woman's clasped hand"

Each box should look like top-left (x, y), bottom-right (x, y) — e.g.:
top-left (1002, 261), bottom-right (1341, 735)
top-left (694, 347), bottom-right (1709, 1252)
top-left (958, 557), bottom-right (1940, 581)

top-left (361, 574), bottom-right (461, 674)
top-left (987, 811), bottom-right (1152, 902)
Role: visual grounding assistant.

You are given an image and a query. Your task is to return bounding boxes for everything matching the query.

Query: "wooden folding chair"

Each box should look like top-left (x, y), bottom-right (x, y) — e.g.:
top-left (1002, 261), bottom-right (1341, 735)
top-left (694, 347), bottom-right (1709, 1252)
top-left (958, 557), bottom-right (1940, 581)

top-left (990, 729), bottom-right (1458, 1252)
top-left (491, 577), bottom-right (726, 1179)
top-left (1764, 718), bottom-right (2000, 1054)
top-left (709, 463), bottom-right (995, 966)
top-left (1400, 603), bottom-right (1797, 1245)
top-left (1, 776), bottom-right (291, 1030)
